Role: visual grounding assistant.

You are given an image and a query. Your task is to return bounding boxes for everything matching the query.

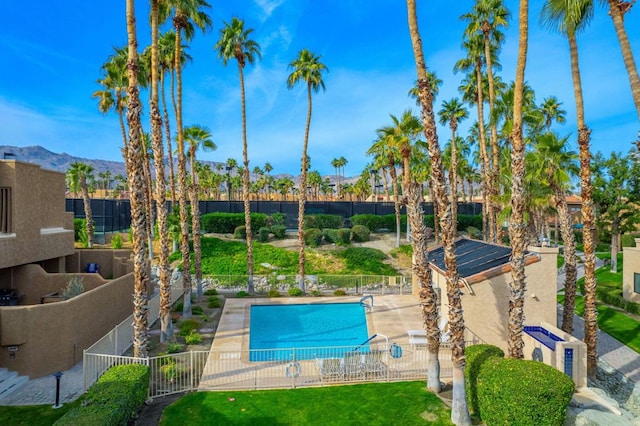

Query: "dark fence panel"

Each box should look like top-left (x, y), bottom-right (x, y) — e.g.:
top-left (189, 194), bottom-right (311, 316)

top-left (66, 199), bottom-right (481, 232)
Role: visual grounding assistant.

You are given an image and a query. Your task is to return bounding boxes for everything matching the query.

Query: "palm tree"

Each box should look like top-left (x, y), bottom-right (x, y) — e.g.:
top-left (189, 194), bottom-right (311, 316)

top-left (337, 156), bottom-right (348, 198)
top-left (67, 162), bottom-right (95, 248)
top-left (506, 0), bottom-right (529, 361)
top-left (162, 0), bottom-right (212, 317)
top-left (438, 98), bottom-right (469, 224)
top-left (541, 0), bottom-right (599, 380)
top-left (408, 71), bottom-right (443, 103)
top-left (406, 1), bottom-right (471, 423)
top-left (215, 17), bottom-right (261, 293)
top-left (602, 0), bottom-right (640, 118)
top-left (540, 96), bottom-right (567, 131)
top-left (125, 0), bottom-right (149, 359)
top-left (287, 49), bottom-right (328, 293)
top-left (184, 124), bottom-right (216, 299)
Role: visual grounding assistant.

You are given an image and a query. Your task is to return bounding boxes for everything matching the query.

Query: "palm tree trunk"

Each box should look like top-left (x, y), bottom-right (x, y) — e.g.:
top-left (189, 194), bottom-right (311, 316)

top-left (611, 219), bottom-right (619, 273)
top-left (389, 162), bottom-right (402, 248)
top-left (568, 31), bottom-right (598, 379)
top-left (297, 84), bottom-right (313, 293)
top-left (507, 0), bottom-right (529, 360)
top-left (125, 0), bottom-right (149, 358)
top-left (450, 127), bottom-right (458, 227)
top-left (80, 177), bottom-right (94, 249)
top-left (555, 190), bottom-right (577, 334)
top-left (189, 152), bottom-right (203, 298)
top-left (174, 26), bottom-right (192, 318)
top-left (141, 138), bottom-right (154, 260)
top-left (484, 32), bottom-right (501, 244)
top-left (407, 1), bottom-right (470, 423)
top-left (238, 64), bottom-right (254, 293)
top-left (474, 63), bottom-right (492, 243)
top-left (161, 72), bottom-right (176, 207)
top-left (608, 1), bottom-right (640, 119)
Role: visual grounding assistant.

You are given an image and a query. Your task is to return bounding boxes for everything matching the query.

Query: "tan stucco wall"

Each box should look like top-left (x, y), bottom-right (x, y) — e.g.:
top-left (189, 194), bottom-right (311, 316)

top-left (436, 245), bottom-right (559, 352)
top-left (0, 272), bottom-right (135, 378)
top-left (0, 161), bottom-right (74, 270)
top-left (623, 240), bottom-right (640, 303)
top-left (66, 249), bottom-right (133, 279)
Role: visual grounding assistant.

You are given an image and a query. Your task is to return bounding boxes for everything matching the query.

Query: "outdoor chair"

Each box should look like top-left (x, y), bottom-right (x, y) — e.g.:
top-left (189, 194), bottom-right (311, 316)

top-left (361, 350), bottom-right (387, 377)
top-left (315, 357), bottom-right (344, 382)
top-left (85, 263), bottom-right (99, 273)
top-left (344, 351), bottom-right (364, 380)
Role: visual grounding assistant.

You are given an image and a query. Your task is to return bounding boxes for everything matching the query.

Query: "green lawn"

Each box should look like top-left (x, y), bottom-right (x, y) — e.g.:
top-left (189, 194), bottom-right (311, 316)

top-left (0, 400), bottom-right (80, 425)
top-left (160, 382), bottom-right (453, 426)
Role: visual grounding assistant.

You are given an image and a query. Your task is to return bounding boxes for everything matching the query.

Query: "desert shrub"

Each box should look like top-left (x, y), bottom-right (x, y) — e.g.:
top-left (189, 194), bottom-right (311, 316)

top-left (167, 342), bottom-right (185, 354)
top-left (333, 289), bottom-right (347, 296)
top-left (233, 225), bottom-right (247, 239)
top-left (54, 364), bottom-right (149, 426)
top-left (204, 288), bottom-right (218, 296)
top-left (191, 305), bottom-right (203, 315)
top-left (464, 344), bottom-right (505, 416)
top-left (61, 276), bottom-right (85, 300)
top-left (178, 319), bottom-right (201, 336)
top-left (271, 224), bottom-right (287, 239)
top-left (304, 228), bottom-right (323, 247)
top-left (258, 226), bottom-right (270, 242)
top-left (323, 228), bottom-right (339, 243)
top-left (311, 289), bottom-right (322, 297)
top-left (336, 228), bottom-right (351, 245)
top-left (111, 233), bottom-right (123, 249)
top-left (184, 330), bottom-right (202, 345)
top-left (267, 289), bottom-right (280, 297)
top-left (305, 214), bottom-right (343, 229)
top-left (477, 357), bottom-right (574, 425)
top-left (236, 291), bottom-right (249, 298)
top-left (466, 226), bottom-right (483, 239)
top-left (201, 212), bottom-right (268, 234)
top-left (288, 288), bottom-right (303, 297)
top-left (351, 224), bottom-right (370, 242)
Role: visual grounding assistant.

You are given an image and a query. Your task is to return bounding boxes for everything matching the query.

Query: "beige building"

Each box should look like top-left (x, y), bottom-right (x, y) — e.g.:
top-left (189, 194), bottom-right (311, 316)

top-left (0, 160), bottom-right (135, 380)
top-left (622, 239), bottom-right (640, 303)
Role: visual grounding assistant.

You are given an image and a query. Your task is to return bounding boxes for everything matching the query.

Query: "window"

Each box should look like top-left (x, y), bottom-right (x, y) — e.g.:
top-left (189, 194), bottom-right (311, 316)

top-left (634, 273), bottom-right (640, 294)
top-left (0, 187), bottom-right (10, 234)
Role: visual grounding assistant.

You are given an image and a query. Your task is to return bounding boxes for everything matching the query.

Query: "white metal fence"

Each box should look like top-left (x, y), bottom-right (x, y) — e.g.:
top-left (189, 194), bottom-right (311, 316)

top-left (84, 340), bottom-right (477, 399)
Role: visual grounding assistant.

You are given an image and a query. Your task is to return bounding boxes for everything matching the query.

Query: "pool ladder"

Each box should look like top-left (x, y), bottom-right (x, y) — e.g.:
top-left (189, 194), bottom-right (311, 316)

top-left (360, 295), bottom-right (373, 312)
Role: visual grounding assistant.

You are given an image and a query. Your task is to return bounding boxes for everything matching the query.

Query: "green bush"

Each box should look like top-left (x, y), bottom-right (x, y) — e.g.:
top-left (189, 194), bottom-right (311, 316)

top-left (271, 224), bottom-right (287, 239)
top-left (323, 228), bottom-right (339, 243)
top-left (622, 234), bottom-right (638, 248)
top-left (457, 215), bottom-right (482, 231)
top-left (477, 358), bottom-right (574, 425)
top-left (466, 226), bottom-right (483, 239)
top-left (464, 344), bottom-right (505, 416)
top-left (73, 218), bottom-right (86, 242)
top-left (311, 289), bottom-right (322, 297)
top-left (333, 289), bottom-right (347, 296)
top-left (54, 364), bottom-right (149, 426)
top-left (267, 289), bottom-right (280, 297)
top-left (236, 291), bottom-right (249, 298)
top-left (167, 342), bottom-right (185, 354)
top-left (173, 302), bottom-right (184, 312)
top-left (269, 212), bottom-right (286, 226)
top-left (111, 233), bottom-right (124, 249)
top-left (258, 227), bottom-right (270, 243)
top-left (185, 330), bottom-right (202, 345)
top-left (179, 319), bottom-right (201, 336)
top-left (351, 224), bottom-right (370, 242)
top-left (191, 305), bottom-right (203, 315)
top-left (336, 228), bottom-right (352, 245)
top-left (350, 214), bottom-right (382, 231)
top-left (234, 225), bottom-right (247, 239)
top-left (207, 297), bottom-right (221, 309)
top-left (204, 288), bottom-right (218, 296)
top-left (288, 288), bottom-right (303, 297)
top-left (305, 214), bottom-right (343, 229)
top-left (201, 212), bottom-right (268, 234)
top-left (304, 228), bottom-right (323, 247)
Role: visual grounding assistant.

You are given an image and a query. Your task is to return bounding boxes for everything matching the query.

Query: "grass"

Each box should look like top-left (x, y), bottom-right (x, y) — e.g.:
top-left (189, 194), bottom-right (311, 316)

top-left (159, 381), bottom-right (453, 425)
top-left (171, 237), bottom-right (399, 276)
top-left (0, 400), bottom-right (80, 425)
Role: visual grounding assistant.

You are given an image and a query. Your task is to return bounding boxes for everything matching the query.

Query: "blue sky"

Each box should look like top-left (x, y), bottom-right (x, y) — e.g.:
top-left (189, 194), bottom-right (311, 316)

top-left (1, 1), bottom-right (639, 176)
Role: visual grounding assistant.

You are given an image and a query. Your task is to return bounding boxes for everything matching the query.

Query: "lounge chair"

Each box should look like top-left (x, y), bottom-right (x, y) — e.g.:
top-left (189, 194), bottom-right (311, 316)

top-left (344, 352), bottom-right (364, 380)
top-left (361, 350), bottom-right (387, 377)
top-left (315, 357), bottom-right (344, 382)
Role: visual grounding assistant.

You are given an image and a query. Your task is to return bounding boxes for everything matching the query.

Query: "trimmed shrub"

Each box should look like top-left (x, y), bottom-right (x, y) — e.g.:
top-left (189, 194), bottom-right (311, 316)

top-left (271, 224), bottom-right (287, 239)
top-left (201, 212), bottom-right (268, 234)
top-left (333, 289), bottom-right (347, 296)
top-left (305, 214), bottom-right (343, 230)
top-left (54, 364), bottom-right (149, 426)
top-left (336, 228), bottom-right (351, 245)
top-left (465, 344), bottom-right (505, 416)
top-left (351, 224), bottom-right (370, 242)
top-left (258, 226), bottom-right (270, 243)
top-left (233, 225), bottom-right (247, 239)
top-left (457, 214), bottom-right (482, 231)
top-left (207, 296), bottom-right (221, 309)
top-left (236, 291), bottom-right (249, 298)
top-left (477, 357), bottom-right (574, 425)
top-left (267, 289), bottom-right (280, 297)
top-left (304, 228), bottom-right (323, 247)
top-left (204, 288), bottom-right (218, 296)
top-left (350, 214), bottom-right (382, 231)
top-left (179, 319), bottom-right (201, 336)
top-left (323, 228), bottom-right (339, 243)
top-left (311, 289), bottom-right (322, 297)
top-left (191, 305), bottom-right (203, 315)
top-left (288, 288), bottom-right (303, 297)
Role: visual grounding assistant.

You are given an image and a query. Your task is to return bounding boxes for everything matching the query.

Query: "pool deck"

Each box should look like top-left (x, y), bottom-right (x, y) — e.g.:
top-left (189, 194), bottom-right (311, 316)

top-left (198, 294), bottom-right (429, 390)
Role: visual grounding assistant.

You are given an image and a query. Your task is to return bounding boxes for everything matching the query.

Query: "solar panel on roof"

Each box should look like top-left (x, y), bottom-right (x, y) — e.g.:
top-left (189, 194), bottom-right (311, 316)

top-left (426, 239), bottom-right (516, 278)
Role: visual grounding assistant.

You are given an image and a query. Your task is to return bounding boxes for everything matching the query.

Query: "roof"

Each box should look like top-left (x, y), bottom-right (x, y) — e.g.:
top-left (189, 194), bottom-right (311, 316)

top-left (428, 238), bottom-right (527, 280)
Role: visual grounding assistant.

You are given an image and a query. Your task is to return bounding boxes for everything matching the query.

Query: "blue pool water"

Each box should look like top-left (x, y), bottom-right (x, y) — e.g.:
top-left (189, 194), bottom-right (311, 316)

top-left (249, 303), bottom-right (370, 362)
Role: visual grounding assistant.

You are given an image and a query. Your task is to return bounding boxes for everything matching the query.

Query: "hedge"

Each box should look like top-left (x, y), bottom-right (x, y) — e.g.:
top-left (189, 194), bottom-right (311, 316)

top-left (477, 358), bottom-right (574, 425)
top-left (351, 224), bottom-right (370, 242)
top-left (54, 364), bottom-right (150, 425)
top-left (304, 228), bottom-right (323, 247)
top-left (336, 228), bottom-right (351, 245)
top-left (464, 344), bottom-right (505, 416)
top-left (201, 212), bottom-right (268, 234)
top-left (258, 227), bottom-right (270, 242)
top-left (305, 214), bottom-right (343, 230)
top-left (350, 213), bottom-right (482, 232)
top-left (233, 225), bottom-right (246, 239)
top-left (323, 228), bottom-right (339, 244)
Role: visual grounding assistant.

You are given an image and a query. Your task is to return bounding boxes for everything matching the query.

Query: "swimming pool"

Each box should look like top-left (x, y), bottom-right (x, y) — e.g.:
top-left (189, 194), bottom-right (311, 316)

top-left (249, 302), bottom-right (370, 361)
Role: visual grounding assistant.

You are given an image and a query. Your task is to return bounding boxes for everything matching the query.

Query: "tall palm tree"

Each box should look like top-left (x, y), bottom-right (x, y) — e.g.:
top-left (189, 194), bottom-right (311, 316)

top-left (149, 0), bottom-right (172, 343)
top-left (215, 17), bottom-right (261, 293)
top-left (408, 71), bottom-right (443, 103)
top-left (287, 49), bottom-right (328, 293)
top-left (125, 0), bottom-right (149, 359)
top-left (602, 0), bottom-right (640, 118)
top-left (406, 1), bottom-right (471, 423)
top-left (67, 162), bottom-right (95, 248)
top-left (438, 98), bottom-right (469, 223)
top-left (541, 0), bottom-right (599, 380)
top-left (540, 96), bottom-right (567, 131)
top-left (507, 0), bottom-right (529, 360)
top-left (184, 124), bottom-right (216, 299)
top-left (162, 0), bottom-right (211, 317)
